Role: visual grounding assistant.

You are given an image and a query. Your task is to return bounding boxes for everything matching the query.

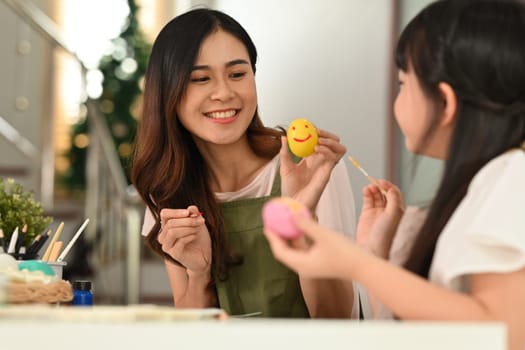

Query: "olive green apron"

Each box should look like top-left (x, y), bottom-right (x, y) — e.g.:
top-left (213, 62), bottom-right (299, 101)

top-left (216, 175), bottom-right (309, 318)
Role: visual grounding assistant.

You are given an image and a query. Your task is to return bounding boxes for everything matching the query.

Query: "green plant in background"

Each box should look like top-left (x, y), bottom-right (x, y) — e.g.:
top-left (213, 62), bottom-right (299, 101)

top-left (0, 178), bottom-right (53, 245)
top-left (59, 0), bottom-right (150, 192)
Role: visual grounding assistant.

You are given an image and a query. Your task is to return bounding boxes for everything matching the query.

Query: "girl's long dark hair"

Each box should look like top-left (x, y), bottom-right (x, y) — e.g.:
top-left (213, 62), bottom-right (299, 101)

top-left (397, 0), bottom-right (525, 278)
top-left (131, 9), bottom-right (283, 282)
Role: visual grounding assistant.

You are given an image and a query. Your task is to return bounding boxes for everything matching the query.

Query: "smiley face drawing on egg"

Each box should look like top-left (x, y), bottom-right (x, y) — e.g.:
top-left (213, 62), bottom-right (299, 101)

top-left (287, 118), bottom-right (319, 158)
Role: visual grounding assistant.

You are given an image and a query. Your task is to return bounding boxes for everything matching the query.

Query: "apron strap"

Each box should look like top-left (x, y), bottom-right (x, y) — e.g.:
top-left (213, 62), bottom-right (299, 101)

top-left (270, 169), bottom-right (281, 196)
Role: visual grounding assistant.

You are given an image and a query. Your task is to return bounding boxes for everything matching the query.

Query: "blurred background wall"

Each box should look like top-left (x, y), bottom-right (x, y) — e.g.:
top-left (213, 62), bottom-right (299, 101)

top-left (0, 0), bottom-right (440, 304)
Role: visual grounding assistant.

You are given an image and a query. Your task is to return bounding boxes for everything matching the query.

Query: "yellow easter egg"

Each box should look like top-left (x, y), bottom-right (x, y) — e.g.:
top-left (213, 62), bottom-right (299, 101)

top-left (287, 118), bottom-right (319, 157)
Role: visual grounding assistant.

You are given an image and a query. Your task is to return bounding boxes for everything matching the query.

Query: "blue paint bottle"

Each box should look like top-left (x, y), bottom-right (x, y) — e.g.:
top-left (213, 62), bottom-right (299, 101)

top-left (72, 280), bottom-right (93, 306)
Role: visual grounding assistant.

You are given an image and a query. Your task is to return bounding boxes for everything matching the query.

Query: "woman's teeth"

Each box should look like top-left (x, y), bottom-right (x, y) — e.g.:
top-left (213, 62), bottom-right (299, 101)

top-left (207, 110), bottom-right (236, 119)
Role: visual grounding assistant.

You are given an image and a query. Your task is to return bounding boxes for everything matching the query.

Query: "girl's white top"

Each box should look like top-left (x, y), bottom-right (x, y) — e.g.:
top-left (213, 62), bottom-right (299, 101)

top-left (430, 149), bottom-right (525, 291)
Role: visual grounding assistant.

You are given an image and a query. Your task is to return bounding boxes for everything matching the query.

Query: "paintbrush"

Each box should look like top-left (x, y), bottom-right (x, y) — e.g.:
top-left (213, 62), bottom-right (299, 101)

top-left (32, 229), bottom-right (51, 258)
top-left (57, 218), bottom-right (89, 262)
top-left (42, 222), bottom-right (64, 261)
top-left (27, 232), bottom-right (43, 258)
top-left (7, 227), bottom-right (19, 254)
top-left (348, 156), bottom-right (388, 197)
top-left (48, 241), bottom-right (63, 262)
top-left (15, 224), bottom-right (28, 256)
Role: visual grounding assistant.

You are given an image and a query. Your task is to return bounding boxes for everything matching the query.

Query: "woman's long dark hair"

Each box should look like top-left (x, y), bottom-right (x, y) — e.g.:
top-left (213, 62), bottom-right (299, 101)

top-left (397, 0), bottom-right (525, 278)
top-left (131, 9), bottom-right (283, 282)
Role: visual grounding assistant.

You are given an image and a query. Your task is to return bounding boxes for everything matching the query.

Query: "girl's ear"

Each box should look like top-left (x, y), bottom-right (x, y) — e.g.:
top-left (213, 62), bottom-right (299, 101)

top-left (437, 82), bottom-right (457, 126)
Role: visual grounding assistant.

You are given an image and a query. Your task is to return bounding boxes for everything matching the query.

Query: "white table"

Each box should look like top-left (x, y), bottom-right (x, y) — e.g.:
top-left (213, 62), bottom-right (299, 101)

top-left (0, 319), bottom-right (506, 350)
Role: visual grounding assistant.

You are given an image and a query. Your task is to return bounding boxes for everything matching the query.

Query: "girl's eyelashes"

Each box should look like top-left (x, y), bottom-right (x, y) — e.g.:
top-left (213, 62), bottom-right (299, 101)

top-left (229, 71), bottom-right (246, 79)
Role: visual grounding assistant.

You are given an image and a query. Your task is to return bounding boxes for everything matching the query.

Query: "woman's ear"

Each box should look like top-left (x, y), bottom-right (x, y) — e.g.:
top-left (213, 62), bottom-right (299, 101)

top-left (437, 82), bottom-right (457, 126)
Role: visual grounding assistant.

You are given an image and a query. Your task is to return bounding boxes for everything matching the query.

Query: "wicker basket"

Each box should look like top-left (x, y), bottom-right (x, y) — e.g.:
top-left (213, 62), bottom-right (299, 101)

top-left (8, 280), bottom-right (73, 304)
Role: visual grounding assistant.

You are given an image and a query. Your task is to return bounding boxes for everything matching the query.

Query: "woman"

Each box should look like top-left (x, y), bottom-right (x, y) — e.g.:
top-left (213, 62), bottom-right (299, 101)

top-left (132, 8), bottom-right (358, 318)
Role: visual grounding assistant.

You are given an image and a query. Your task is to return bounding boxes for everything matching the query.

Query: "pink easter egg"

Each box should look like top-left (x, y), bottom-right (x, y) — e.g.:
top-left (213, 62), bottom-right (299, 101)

top-left (262, 197), bottom-right (311, 239)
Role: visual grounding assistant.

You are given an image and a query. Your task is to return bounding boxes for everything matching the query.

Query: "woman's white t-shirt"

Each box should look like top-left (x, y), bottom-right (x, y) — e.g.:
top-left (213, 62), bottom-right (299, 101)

top-left (430, 149), bottom-right (525, 291)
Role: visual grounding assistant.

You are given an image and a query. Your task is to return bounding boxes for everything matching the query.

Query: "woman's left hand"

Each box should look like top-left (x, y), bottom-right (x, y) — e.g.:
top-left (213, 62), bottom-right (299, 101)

top-left (280, 129), bottom-right (346, 211)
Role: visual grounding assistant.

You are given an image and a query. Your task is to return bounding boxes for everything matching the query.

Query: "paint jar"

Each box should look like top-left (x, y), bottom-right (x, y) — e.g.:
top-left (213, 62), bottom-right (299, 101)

top-left (46, 261), bottom-right (67, 279)
top-left (72, 280), bottom-right (93, 306)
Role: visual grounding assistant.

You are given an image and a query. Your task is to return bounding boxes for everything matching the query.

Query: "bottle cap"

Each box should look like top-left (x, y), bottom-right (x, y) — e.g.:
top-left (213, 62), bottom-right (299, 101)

top-left (72, 280), bottom-right (92, 291)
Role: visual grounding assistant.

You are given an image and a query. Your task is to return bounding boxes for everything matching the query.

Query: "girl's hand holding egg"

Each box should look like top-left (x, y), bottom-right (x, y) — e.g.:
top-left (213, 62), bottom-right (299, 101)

top-left (262, 197), bottom-right (311, 240)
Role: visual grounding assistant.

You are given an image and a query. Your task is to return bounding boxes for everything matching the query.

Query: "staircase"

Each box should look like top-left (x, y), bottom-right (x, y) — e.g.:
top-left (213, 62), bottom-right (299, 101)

top-left (0, 0), bottom-right (171, 305)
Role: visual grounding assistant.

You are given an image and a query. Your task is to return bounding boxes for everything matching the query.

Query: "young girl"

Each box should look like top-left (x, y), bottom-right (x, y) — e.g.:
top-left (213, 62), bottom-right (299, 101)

top-left (264, 0), bottom-right (525, 347)
top-left (131, 9), bottom-right (358, 318)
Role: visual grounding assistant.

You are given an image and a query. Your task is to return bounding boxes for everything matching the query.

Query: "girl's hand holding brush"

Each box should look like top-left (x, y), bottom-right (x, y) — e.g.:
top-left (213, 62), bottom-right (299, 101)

top-left (356, 180), bottom-right (405, 259)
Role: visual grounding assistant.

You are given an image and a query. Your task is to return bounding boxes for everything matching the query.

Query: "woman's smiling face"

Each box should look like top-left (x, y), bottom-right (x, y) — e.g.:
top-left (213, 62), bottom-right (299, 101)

top-left (176, 28), bottom-right (257, 147)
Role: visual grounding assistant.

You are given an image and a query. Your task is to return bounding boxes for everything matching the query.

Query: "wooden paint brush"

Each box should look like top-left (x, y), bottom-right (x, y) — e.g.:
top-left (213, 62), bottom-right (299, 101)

top-left (348, 156), bottom-right (388, 197)
top-left (42, 222), bottom-right (64, 261)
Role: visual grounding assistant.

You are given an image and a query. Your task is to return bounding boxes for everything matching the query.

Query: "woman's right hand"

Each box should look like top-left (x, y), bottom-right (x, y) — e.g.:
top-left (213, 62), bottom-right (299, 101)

top-left (280, 130), bottom-right (346, 212)
top-left (355, 180), bottom-right (405, 259)
top-left (159, 205), bottom-right (212, 276)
